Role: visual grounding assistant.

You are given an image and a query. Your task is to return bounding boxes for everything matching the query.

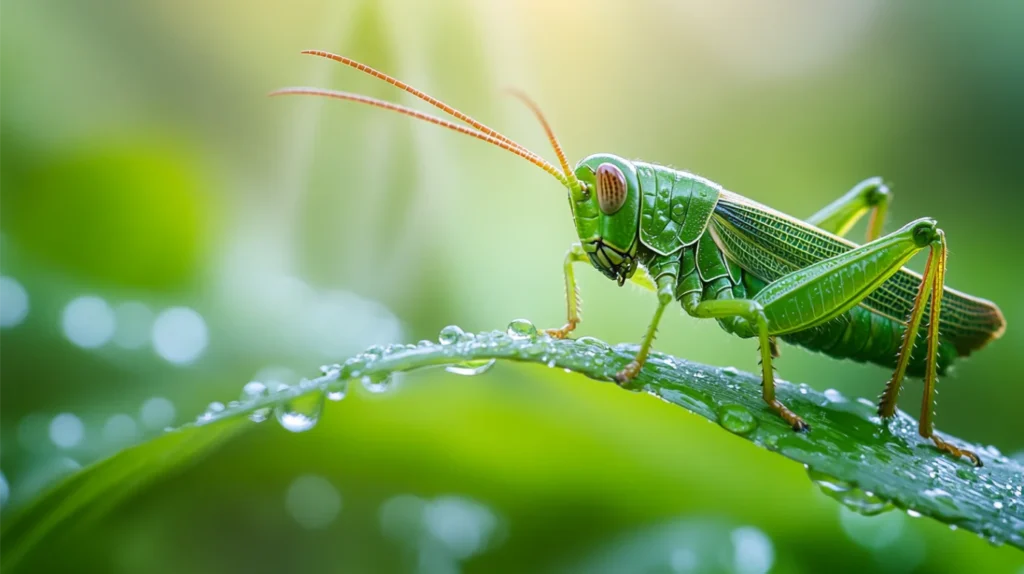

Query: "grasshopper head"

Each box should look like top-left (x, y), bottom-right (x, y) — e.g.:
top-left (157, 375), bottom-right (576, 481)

top-left (569, 154), bottom-right (641, 285)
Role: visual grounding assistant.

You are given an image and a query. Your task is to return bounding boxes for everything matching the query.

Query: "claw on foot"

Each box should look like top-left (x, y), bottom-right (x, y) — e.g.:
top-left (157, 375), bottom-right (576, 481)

top-left (768, 399), bottom-right (810, 432)
top-left (932, 436), bottom-right (982, 467)
top-left (614, 361), bottom-right (642, 385)
top-left (544, 321), bottom-right (577, 340)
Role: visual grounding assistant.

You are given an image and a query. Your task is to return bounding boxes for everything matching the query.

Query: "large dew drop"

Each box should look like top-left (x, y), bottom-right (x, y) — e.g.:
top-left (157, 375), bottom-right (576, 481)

top-left (806, 467), bottom-right (892, 516)
top-left (717, 404), bottom-right (757, 435)
top-left (506, 319), bottom-right (537, 340)
top-left (438, 325), bottom-right (467, 345)
top-left (360, 372), bottom-right (393, 394)
top-left (445, 359), bottom-right (497, 376)
top-left (576, 336), bottom-right (610, 350)
top-left (326, 378), bottom-right (349, 401)
top-left (274, 390), bottom-right (324, 432)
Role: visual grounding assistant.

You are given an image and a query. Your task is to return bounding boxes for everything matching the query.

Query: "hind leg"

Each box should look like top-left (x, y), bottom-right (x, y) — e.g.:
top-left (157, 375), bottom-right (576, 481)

top-left (876, 230), bottom-right (981, 466)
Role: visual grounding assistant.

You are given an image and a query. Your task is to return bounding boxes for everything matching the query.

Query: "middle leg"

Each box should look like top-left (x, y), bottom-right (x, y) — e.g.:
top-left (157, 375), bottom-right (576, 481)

top-left (684, 296), bottom-right (809, 431)
top-left (807, 177), bottom-right (891, 242)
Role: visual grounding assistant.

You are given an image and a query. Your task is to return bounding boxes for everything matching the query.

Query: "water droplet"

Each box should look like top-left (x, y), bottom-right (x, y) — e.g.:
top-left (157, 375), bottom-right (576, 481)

top-left (438, 325), bottom-right (466, 345)
top-left (446, 359), bottom-right (496, 376)
top-left (993, 501), bottom-right (1004, 510)
top-left (807, 468), bottom-right (892, 516)
top-left (823, 388), bottom-right (845, 403)
top-left (197, 401), bottom-right (226, 423)
top-left (506, 318), bottom-right (537, 340)
top-left (241, 381), bottom-right (267, 400)
top-left (326, 378), bottom-right (349, 401)
top-left (838, 506), bottom-right (905, 550)
top-left (364, 344), bottom-right (385, 358)
top-left (576, 336), bottom-right (610, 350)
top-left (274, 391), bottom-right (324, 432)
top-left (360, 372), bottom-right (393, 394)
top-left (721, 366), bottom-right (741, 377)
top-left (718, 404), bottom-right (757, 435)
top-left (906, 509), bottom-right (921, 518)
top-left (808, 468), bottom-right (851, 494)
top-left (240, 381), bottom-right (271, 422)
top-left (955, 467), bottom-right (976, 481)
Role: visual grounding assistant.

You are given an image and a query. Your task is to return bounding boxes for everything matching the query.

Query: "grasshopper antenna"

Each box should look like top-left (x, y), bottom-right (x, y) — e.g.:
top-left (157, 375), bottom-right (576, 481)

top-left (272, 51), bottom-right (574, 189)
top-left (270, 87), bottom-right (569, 186)
top-left (504, 89), bottom-right (584, 197)
top-left (297, 51), bottom-right (535, 157)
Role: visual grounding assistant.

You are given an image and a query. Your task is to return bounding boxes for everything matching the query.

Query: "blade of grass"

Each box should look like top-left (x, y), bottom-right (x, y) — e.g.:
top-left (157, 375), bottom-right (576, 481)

top-left (3, 325), bottom-right (1021, 570)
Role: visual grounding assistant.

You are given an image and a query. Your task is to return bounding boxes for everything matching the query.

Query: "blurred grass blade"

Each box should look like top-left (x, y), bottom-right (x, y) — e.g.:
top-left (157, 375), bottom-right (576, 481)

top-left (0, 419), bottom-right (247, 572)
top-left (3, 325), bottom-right (1022, 570)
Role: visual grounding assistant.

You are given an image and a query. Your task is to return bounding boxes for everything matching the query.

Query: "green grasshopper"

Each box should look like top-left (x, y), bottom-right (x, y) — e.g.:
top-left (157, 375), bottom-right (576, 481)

top-left (274, 51), bottom-right (1005, 466)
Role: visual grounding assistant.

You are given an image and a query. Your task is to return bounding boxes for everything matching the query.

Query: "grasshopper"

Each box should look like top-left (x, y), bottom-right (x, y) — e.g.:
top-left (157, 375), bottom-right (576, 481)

top-left (274, 51), bottom-right (1005, 466)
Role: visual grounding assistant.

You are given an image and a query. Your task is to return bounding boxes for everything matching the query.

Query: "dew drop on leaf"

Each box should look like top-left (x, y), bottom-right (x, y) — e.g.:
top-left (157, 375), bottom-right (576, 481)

top-left (445, 359), bottom-right (496, 376)
top-left (576, 336), bottom-right (610, 350)
top-left (326, 378), bottom-right (349, 402)
top-left (506, 318), bottom-right (537, 340)
top-left (438, 325), bottom-right (466, 345)
top-left (717, 404), bottom-right (757, 435)
top-left (361, 372), bottom-right (393, 394)
top-left (274, 391), bottom-right (324, 432)
top-left (807, 467), bottom-right (893, 516)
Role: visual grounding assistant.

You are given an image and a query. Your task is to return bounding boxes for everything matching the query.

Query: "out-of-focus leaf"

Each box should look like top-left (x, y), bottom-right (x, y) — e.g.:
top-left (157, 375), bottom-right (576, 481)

top-left (2, 140), bottom-right (209, 290)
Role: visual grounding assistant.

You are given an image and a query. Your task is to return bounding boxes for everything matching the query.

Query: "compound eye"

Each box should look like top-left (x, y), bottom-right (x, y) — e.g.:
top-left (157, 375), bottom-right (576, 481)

top-left (596, 163), bottom-right (627, 215)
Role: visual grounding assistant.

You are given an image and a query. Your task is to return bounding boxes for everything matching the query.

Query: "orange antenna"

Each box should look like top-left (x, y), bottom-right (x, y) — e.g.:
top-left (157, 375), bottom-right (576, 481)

top-left (505, 89), bottom-right (583, 196)
top-left (301, 50), bottom-right (533, 155)
top-left (269, 87), bottom-right (569, 186)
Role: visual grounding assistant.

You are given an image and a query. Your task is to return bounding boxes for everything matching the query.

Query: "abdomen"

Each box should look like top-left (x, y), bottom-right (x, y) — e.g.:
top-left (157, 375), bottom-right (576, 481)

top-left (741, 273), bottom-right (957, 376)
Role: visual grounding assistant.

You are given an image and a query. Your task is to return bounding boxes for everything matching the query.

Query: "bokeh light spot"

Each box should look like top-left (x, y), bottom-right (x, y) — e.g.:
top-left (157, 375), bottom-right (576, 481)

top-left (285, 474), bottom-right (342, 530)
top-left (61, 295), bottom-right (115, 348)
top-left (113, 301), bottom-right (153, 349)
top-left (423, 496), bottom-right (499, 559)
top-left (730, 526), bottom-right (774, 574)
top-left (102, 413), bottom-right (138, 445)
top-left (152, 306), bottom-right (208, 364)
top-left (49, 413), bottom-right (85, 449)
top-left (0, 276), bottom-right (29, 328)
top-left (140, 397), bottom-right (176, 430)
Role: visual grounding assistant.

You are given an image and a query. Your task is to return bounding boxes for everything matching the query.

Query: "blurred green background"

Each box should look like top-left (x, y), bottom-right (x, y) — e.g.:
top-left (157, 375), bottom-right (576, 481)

top-left (2, 0), bottom-right (1023, 572)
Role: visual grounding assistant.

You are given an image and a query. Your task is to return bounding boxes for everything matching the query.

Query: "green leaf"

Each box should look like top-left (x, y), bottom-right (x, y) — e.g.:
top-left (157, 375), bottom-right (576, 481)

top-left (3, 325), bottom-right (1022, 570)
